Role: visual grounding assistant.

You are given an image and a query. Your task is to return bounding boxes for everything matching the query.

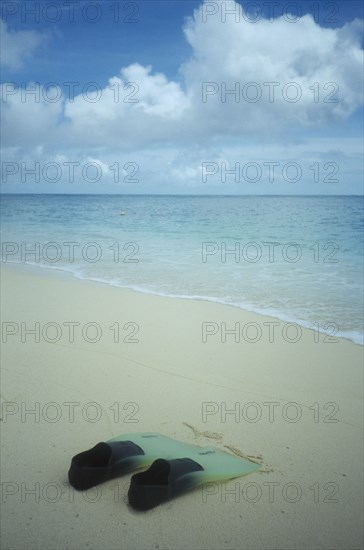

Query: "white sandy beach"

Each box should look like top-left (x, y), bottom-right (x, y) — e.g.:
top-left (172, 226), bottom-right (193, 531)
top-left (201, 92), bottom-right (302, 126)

top-left (1, 263), bottom-right (363, 550)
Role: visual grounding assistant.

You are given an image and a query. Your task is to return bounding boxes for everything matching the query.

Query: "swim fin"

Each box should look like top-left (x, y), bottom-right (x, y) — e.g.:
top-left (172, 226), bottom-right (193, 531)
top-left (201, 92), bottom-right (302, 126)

top-left (128, 446), bottom-right (260, 510)
top-left (68, 432), bottom-right (211, 490)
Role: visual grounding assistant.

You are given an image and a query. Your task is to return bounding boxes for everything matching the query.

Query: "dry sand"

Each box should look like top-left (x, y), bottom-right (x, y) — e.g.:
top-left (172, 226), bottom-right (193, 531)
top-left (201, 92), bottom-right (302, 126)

top-left (1, 263), bottom-right (363, 549)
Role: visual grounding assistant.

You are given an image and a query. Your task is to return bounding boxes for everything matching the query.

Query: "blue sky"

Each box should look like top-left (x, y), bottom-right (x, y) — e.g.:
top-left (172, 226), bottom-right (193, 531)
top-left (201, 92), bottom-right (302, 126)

top-left (1, 0), bottom-right (363, 194)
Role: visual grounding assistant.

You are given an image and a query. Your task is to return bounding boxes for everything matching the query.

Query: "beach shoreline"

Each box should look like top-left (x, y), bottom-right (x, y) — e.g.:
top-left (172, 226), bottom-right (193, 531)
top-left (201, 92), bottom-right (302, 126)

top-left (2, 260), bottom-right (363, 347)
top-left (1, 262), bottom-right (363, 549)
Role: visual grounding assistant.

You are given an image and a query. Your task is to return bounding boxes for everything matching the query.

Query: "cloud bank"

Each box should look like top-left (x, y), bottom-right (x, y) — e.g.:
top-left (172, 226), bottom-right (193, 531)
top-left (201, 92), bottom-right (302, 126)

top-left (1, 1), bottom-right (363, 193)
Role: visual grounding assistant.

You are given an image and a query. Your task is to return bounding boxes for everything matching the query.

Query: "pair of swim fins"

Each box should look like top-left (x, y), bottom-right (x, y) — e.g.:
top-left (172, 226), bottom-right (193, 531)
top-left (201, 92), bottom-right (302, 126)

top-left (68, 432), bottom-right (260, 511)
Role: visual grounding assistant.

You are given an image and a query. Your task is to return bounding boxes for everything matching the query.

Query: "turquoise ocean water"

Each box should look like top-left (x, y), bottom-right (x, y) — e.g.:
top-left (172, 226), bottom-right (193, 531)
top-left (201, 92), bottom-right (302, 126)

top-left (1, 194), bottom-right (363, 344)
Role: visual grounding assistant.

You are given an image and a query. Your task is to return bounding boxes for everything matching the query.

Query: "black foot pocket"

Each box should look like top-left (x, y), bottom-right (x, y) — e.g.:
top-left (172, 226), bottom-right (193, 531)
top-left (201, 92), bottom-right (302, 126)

top-left (68, 440), bottom-right (145, 490)
top-left (128, 457), bottom-right (204, 511)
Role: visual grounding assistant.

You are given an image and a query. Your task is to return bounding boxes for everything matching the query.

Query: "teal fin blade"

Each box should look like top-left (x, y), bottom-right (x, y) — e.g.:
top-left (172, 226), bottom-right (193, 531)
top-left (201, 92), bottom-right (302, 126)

top-left (128, 448), bottom-right (260, 510)
top-left (107, 432), bottom-right (203, 465)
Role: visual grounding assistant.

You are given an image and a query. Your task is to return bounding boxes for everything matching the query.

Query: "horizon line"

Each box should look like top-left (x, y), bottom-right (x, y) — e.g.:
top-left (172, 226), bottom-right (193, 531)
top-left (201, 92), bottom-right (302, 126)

top-left (1, 193), bottom-right (363, 198)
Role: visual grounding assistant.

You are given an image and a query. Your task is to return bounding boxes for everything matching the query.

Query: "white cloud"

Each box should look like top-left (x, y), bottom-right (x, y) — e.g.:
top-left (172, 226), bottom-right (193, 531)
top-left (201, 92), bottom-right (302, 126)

top-left (0, 83), bottom-right (64, 147)
top-left (2, 2), bottom-right (363, 149)
top-left (65, 4), bottom-right (363, 145)
top-left (1, 1), bottom-right (363, 194)
top-left (63, 63), bottom-right (190, 148)
top-left (0, 19), bottom-right (46, 70)
top-left (86, 157), bottom-right (110, 175)
top-left (1, 136), bottom-right (362, 195)
top-left (182, 5), bottom-right (363, 132)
